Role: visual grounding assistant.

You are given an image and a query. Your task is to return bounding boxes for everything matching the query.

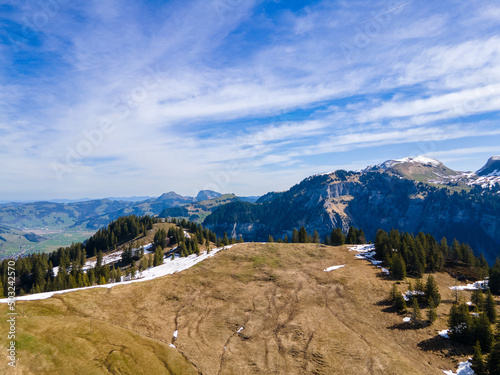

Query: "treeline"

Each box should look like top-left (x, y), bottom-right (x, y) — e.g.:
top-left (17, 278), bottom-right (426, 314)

top-left (267, 226), bottom-right (366, 245)
top-left (374, 229), bottom-right (489, 280)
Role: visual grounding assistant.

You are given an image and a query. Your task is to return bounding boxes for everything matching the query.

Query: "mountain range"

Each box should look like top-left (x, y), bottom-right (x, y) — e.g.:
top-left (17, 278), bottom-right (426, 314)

top-left (1, 156), bottom-right (499, 260)
top-left (203, 156), bottom-right (500, 262)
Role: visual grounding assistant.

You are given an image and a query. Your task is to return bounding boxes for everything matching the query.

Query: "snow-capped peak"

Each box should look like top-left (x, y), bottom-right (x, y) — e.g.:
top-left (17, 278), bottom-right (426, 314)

top-left (477, 156), bottom-right (500, 176)
top-left (371, 156), bottom-right (442, 170)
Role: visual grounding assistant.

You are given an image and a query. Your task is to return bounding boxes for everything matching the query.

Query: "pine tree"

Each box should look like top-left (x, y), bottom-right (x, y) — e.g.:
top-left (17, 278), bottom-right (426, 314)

top-left (472, 288), bottom-right (485, 309)
top-left (298, 226), bottom-right (309, 243)
top-left (473, 313), bottom-right (494, 353)
top-left (284, 235), bottom-right (289, 243)
top-left (472, 341), bottom-right (487, 375)
top-left (96, 250), bottom-right (103, 268)
top-left (424, 275), bottom-right (441, 306)
top-left (346, 226), bottom-right (358, 244)
top-left (154, 246), bottom-right (164, 266)
top-left (222, 232), bottom-right (230, 246)
top-left (411, 298), bottom-right (422, 322)
top-left (99, 275), bottom-right (106, 285)
top-left (268, 235), bottom-right (274, 243)
top-left (389, 283), bottom-right (398, 303)
top-left (206, 238), bottom-right (211, 253)
top-left (392, 253), bottom-right (406, 280)
top-left (485, 290), bottom-right (497, 324)
top-left (489, 341), bottom-right (500, 375)
top-left (180, 242), bottom-right (188, 257)
top-left (357, 229), bottom-right (366, 244)
top-left (291, 229), bottom-right (299, 243)
top-left (312, 230), bottom-right (320, 244)
top-left (427, 300), bottom-right (437, 325)
top-left (394, 293), bottom-right (407, 314)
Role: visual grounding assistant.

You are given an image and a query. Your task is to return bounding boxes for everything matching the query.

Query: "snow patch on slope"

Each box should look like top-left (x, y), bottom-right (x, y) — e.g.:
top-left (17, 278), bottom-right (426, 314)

top-left (1, 244), bottom-right (237, 303)
top-left (442, 360), bottom-right (473, 375)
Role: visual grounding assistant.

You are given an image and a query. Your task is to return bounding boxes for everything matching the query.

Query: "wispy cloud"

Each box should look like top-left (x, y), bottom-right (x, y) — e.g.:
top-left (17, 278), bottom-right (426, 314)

top-left (0, 0), bottom-right (499, 199)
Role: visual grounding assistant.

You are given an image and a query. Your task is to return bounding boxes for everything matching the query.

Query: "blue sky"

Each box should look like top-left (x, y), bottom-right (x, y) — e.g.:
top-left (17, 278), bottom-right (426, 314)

top-left (1, 0), bottom-right (500, 200)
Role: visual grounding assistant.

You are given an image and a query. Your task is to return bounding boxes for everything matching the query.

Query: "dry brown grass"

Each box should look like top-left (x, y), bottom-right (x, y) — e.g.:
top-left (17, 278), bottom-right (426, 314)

top-left (0, 242), bottom-right (489, 374)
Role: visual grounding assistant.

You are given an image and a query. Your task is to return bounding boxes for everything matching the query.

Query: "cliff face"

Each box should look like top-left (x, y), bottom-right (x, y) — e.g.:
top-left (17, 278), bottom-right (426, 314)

top-left (204, 170), bottom-right (500, 262)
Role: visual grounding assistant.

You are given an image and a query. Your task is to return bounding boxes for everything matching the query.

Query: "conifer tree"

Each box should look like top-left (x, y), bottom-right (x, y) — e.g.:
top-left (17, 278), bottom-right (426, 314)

top-left (205, 238), bottom-right (211, 253)
top-left (268, 235), bottom-right (274, 243)
top-left (472, 288), bottom-right (485, 309)
top-left (298, 226), bottom-right (309, 243)
top-left (472, 341), bottom-right (487, 375)
top-left (411, 298), bottom-right (422, 322)
top-left (394, 292), bottom-right (407, 314)
top-left (389, 283), bottom-right (398, 303)
top-left (346, 226), bottom-right (360, 245)
top-left (291, 229), bottom-right (299, 243)
top-left (284, 234), bottom-right (289, 243)
top-left (424, 275), bottom-right (441, 306)
top-left (427, 300), bottom-right (437, 325)
top-left (222, 232), bottom-right (230, 246)
top-left (180, 242), bottom-right (188, 257)
top-left (357, 229), bottom-right (366, 244)
top-left (485, 290), bottom-right (497, 324)
top-left (154, 246), bottom-right (164, 266)
top-left (489, 341), bottom-right (500, 375)
top-left (96, 250), bottom-right (103, 268)
top-left (392, 253), bottom-right (406, 280)
top-left (312, 230), bottom-right (320, 244)
top-left (474, 312), bottom-right (494, 353)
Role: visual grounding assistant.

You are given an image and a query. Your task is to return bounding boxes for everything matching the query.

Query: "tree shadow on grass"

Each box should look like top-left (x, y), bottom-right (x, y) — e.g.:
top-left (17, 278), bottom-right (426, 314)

top-left (388, 320), bottom-right (429, 330)
top-left (418, 335), bottom-right (470, 357)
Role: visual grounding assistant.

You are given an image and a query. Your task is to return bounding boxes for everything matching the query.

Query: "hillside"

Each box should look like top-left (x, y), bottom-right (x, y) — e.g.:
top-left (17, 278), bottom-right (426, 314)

top-left (159, 194), bottom-right (242, 223)
top-left (0, 242), bottom-right (481, 374)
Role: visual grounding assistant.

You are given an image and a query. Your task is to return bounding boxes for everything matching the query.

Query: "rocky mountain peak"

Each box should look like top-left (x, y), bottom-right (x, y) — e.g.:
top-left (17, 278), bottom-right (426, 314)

top-left (477, 156), bottom-right (500, 177)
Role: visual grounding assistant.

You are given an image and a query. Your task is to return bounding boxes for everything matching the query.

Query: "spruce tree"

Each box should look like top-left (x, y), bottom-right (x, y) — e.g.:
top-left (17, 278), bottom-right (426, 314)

top-left (424, 275), bottom-right (441, 306)
top-left (472, 288), bottom-right (485, 309)
top-left (394, 293), bottom-right (407, 314)
top-left (389, 283), bottom-right (398, 303)
top-left (312, 230), bottom-right (320, 244)
top-left (392, 253), bottom-right (406, 280)
top-left (411, 298), bottom-right (422, 322)
top-left (268, 235), bottom-right (274, 243)
top-left (489, 341), bottom-right (500, 375)
top-left (427, 300), bottom-right (437, 325)
top-left (472, 341), bottom-right (487, 375)
top-left (291, 229), bottom-right (299, 243)
top-left (154, 246), bottom-right (164, 266)
top-left (473, 313), bottom-right (494, 353)
top-left (485, 290), bottom-right (497, 324)
top-left (298, 226), bottom-right (309, 243)
top-left (222, 232), bottom-right (230, 246)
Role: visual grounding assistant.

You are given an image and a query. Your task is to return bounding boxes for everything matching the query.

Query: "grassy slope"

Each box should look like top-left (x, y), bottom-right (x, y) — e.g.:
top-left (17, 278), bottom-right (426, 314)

top-left (0, 242), bottom-right (486, 374)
